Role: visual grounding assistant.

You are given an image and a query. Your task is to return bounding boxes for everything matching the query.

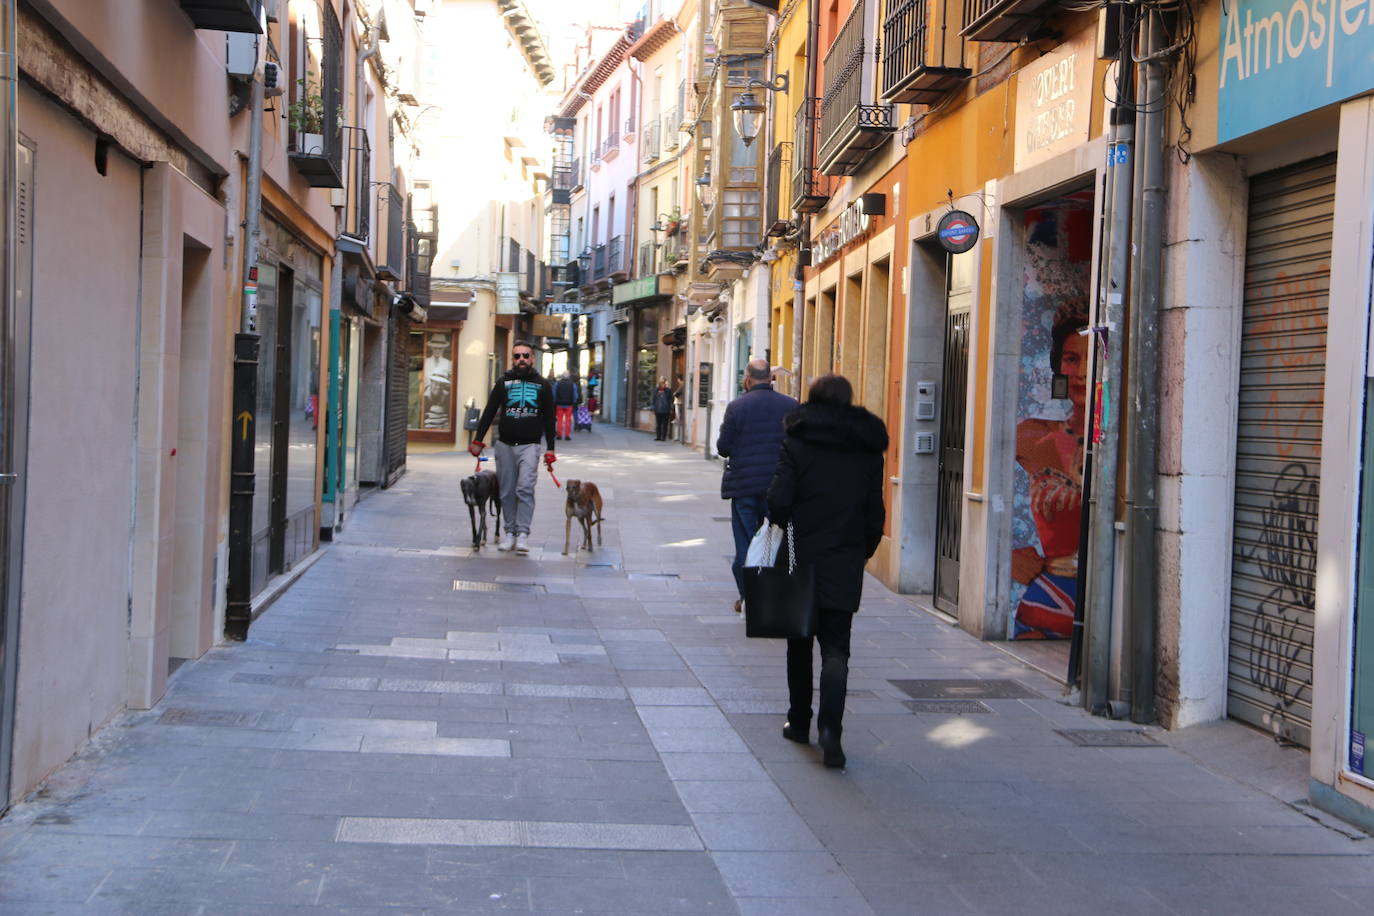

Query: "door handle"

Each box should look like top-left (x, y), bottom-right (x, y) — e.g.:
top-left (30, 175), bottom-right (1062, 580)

top-left (0, 474), bottom-right (17, 484)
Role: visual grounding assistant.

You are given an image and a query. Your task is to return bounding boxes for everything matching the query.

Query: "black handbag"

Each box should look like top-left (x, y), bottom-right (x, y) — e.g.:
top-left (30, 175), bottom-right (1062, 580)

top-left (742, 523), bottom-right (816, 639)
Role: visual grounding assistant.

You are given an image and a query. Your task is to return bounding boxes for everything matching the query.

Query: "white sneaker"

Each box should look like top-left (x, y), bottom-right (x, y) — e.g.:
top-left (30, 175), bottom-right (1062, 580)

top-left (514, 533), bottom-right (530, 555)
top-left (497, 533), bottom-right (515, 552)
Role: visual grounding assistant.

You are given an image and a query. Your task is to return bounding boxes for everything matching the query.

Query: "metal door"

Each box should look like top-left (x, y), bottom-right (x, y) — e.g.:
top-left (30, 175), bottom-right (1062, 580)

top-left (933, 282), bottom-right (971, 613)
top-left (384, 312), bottom-right (410, 485)
top-left (1227, 154), bottom-right (1335, 747)
top-left (268, 267), bottom-right (294, 572)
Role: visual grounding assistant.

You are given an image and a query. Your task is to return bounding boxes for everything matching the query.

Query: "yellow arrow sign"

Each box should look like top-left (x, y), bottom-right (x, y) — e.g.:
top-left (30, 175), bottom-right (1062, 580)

top-left (237, 410), bottom-right (252, 440)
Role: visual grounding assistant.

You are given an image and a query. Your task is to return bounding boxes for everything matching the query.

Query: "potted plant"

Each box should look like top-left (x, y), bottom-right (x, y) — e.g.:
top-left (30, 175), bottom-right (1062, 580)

top-left (288, 76), bottom-right (326, 154)
top-left (664, 208), bottom-right (683, 237)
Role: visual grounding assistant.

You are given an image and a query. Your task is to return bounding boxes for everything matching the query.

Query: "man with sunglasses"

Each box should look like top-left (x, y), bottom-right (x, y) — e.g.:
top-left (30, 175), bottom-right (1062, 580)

top-left (469, 341), bottom-right (557, 554)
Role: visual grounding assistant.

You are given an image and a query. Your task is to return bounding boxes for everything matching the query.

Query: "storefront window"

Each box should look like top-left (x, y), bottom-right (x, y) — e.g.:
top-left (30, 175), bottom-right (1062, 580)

top-left (286, 278), bottom-right (321, 523)
top-left (636, 348), bottom-right (658, 410)
top-left (408, 329), bottom-right (453, 431)
top-left (252, 263), bottom-right (278, 543)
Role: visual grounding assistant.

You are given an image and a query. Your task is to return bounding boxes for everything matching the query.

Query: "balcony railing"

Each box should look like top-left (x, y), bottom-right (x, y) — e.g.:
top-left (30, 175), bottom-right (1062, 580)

top-left (765, 141), bottom-right (792, 236)
top-left (663, 107), bottom-right (681, 148)
top-left (608, 236), bottom-right (624, 277)
top-left (881, 0), bottom-right (970, 104)
top-left (591, 243), bottom-right (607, 280)
top-left (601, 134), bottom-right (620, 160)
top-left (407, 196), bottom-right (437, 308)
top-left (791, 98), bottom-right (832, 214)
top-left (643, 120), bottom-right (662, 163)
top-left (625, 114), bottom-right (637, 135)
top-left (379, 186), bottom-right (404, 280)
top-left (288, 2), bottom-right (344, 188)
top-left (963, 0), bottom-right (1060, 42)
top-left (818, 0), bottom-right (895, 177)
top-left (343, 128), bottom-right (371, 242)
top-left (639, 241), bottom-right (656, 277)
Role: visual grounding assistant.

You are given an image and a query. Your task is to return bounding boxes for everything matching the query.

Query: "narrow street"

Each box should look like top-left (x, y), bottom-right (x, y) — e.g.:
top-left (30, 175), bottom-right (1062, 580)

top-left (1, 428), bottom-right (1368, 914)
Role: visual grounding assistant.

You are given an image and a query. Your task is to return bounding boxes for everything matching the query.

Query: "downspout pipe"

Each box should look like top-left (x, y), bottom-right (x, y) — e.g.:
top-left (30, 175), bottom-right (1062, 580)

top-left (1084, 58), bottom-right (1135, 714)
top-left (1125, 10), bottom-right (1166, 724)
top-left (791, 0), bottom-right (821, 397)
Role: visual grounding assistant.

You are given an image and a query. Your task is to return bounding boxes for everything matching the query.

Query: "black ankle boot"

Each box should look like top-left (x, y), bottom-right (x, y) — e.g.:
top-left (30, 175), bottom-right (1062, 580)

top-left (817, 727), bottom-right (845, 769)
top-left (782, 720), bottom-right (809, 744)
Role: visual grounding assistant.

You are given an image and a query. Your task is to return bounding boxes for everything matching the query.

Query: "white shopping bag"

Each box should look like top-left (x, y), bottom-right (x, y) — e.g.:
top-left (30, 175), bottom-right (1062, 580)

top-left (744, 520), bottom-right (783, 568)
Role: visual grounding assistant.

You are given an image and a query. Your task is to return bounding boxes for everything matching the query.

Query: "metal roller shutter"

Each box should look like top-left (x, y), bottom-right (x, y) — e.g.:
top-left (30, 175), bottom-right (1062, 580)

top-left (385, 314), bottom-right (411, 486)
top-left (1227, 154), bottom-right (1335, 747)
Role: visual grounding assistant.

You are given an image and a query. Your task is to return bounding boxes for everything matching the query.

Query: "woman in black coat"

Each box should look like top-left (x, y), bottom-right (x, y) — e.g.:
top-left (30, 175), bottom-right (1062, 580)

top-left (766, 374), bottom-right (887, 768)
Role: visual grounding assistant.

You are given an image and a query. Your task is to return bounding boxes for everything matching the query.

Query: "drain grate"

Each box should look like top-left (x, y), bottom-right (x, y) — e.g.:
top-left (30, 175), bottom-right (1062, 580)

top-left (712, 517), bottom-right (732, 522)
top-left (231, 673), bottom-right (304, 688)
top-left (585, 562), bottom-right (617, 569)
top-left (159, 708), bottom-right (259, 728)
top-left (889, 679), bottom-right (1044, 700)
top-left (452, 579), bottom-right (546, 594)
top-left (627, 572), bottom-right (680, 580)
top-left (904, 699), bottom-right (992, 715)
top-left (1057, 729), bottom-right (1162, 748)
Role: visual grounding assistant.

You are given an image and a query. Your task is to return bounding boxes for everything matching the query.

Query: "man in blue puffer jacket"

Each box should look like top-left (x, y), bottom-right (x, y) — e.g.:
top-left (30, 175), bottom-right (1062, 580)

top-left (717, 359), bottom-right (799, 613)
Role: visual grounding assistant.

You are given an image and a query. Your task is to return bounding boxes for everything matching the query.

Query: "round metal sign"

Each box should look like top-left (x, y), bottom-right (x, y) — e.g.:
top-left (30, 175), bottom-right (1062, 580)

top-left (937, 210), bottom-right (980, 254)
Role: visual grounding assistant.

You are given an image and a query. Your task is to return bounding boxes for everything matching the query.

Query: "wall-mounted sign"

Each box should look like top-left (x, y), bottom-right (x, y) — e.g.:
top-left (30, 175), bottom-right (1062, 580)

top-left (1014, 32), bottom-right (1094, 171)
top-left (812, 199), bottom-right (873, 264)
top-left (546, 301), bottom-right (584, 315)
top-left (495, 272), bottom-right (521, 315)
top-left (698, 362), bottom-right (712, 407)
top-left (1218, 0), bottom-right (1374, 142)
top-left (937, 210), bottom-right (980, 253)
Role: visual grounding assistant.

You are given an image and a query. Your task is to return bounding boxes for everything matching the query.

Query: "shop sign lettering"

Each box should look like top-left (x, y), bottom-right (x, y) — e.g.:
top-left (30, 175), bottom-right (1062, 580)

top-left (812, 200), bottom-right (871, 264)
top-left (1014, 34), bottom-right (1094, 171)
top-left (1218, 0), bottom-right (1374, 141)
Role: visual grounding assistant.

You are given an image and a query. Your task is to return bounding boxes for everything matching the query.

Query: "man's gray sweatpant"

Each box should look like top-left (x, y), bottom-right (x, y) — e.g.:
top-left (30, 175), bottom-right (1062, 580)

top-left (494, 441), bottom-right (541, 535)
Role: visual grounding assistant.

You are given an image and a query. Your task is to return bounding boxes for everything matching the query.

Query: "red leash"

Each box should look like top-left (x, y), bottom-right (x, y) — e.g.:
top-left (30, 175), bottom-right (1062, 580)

top-left (546, 457), bottom-right (561, 488)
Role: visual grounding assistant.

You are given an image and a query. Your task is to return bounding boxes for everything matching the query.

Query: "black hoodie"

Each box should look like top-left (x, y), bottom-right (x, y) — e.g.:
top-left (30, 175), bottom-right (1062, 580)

top-left (766, 403), bottom-right (888, 612)
top-left (474, 368), bottom-right (557, 448)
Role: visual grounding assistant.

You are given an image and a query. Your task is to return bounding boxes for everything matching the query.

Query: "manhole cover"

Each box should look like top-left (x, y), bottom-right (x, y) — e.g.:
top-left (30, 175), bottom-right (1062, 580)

top-left (712, 517), bottom-right (732, 522)
top-left (452, 579), bottom-right (546, 593)
top-left (627, 572), bottom-right (680, 580)
top-left (585, 562), bottom-right (617, 569)
top-left (159, 708), bottom-right (258, 728)
top-left (889, 679), bottom-right (1043, 700)
top-left (904, 699), bottom-right (992, 715)
top-left (1057, 729), bottom-right (1162, 747)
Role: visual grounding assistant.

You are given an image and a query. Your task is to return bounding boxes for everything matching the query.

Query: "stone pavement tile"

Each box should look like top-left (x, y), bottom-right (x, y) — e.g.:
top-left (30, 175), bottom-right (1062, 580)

top-left (1166, 823), bottom-right (1371, 856)
top-left (711, 851), bottom-right (864, 898)
top-left (1202, 853), bottom-right (1374, 886)
top-left (691, 812), bottom-right (825, 851)
top-left (315, 870), bottom-right (529, 910)
top-left (427, 845), bottom-right (626, 878)
top-left (1146, 881), bottom-right (1369, 915)
top-left (956, 880), bottom-right (1174, 916)
top-left (805, 818), bottom-right (915, 852)
top-left (594, 800), bottom-right (698, 827)
top-left (616, 850), bottom-right (729, 882)
top-left (660, 752), bottom-right (771, 781)
top-left (638, 706), bottom-right (733, 729)
top-left (139, 811), bottom-right (339, 842)
top-left (0, 832), bottom-right (232, 873)
top-left (858, 883), bottom-right (977, 916)
top-left (673, 779), bottom-right (795, 814)
top-left (648, 726), bottom-right (750, 753)
top-left (1109, 799), bottom-right (1315, 828)
top-left (835, 851), bottom-right (1039, 887)
top-left (527, 875), bottom-right (735, 913)
top-left (90, 866), bottom-right (323, 908)
top-left (0, 863), bottom-right (112, 905)
top-left (224, 839), bottom-right (431, 876)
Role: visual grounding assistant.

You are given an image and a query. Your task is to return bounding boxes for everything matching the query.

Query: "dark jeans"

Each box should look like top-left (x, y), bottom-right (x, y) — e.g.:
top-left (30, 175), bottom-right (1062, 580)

top-left (787, 608), bottom-right (854, 737)
top-left (730, 494), bottom-right (768, 600)
top-left (654, 413), bottom-right (671, 440)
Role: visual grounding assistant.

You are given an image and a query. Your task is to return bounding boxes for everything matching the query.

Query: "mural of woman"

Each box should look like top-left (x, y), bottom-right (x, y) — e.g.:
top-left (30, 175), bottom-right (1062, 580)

top-left (1012, 303), bottom-right (1089, 639)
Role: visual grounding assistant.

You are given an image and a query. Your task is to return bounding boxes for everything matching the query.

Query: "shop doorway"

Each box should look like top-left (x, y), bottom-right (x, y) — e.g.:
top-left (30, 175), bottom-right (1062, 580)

top-left (1006, 192), bottom-right (1094, 649)
top-left (932, 251), bottom-right (974, 613)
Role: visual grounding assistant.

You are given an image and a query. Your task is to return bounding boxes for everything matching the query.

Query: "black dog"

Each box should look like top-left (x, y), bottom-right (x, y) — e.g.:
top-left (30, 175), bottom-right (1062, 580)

top-left (460, 470), bottom-right (501, 549)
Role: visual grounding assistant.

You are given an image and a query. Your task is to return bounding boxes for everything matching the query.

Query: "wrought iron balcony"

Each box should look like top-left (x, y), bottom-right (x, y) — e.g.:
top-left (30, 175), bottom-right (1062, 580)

top-left (765, 141), bottom-right (793, 236)
top-left (881, 0), bottom-right (971, 103)
top-left (342, 129), bottom-right (371, 243)
top-left (608, 236), bottom-right (624, 277)
top-left (791, 98), bottom-right (832, 214)
top-left (288, 3), bottom-right (344, 188)
top-left (962, 0), bottom-right (1060, 42)
top-left (180, 0), bottom-right (262, 33)
top-left (379, 187), bottom-right (405, 281)
top-left (600, 134), bottom-right (620, 161)
top-left (663, 107), bottom-right (681, 149)
top-left (643, 120), bottom-right (662, 163)
top-left (407, 197), bottom-right (437, 308)
top-left (818, 0), bottom-right (895, 177)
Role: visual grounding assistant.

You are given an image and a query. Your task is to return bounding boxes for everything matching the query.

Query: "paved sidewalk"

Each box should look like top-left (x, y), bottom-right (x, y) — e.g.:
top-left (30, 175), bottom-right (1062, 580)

top-left (1, 424), bottom-right (1370, 914)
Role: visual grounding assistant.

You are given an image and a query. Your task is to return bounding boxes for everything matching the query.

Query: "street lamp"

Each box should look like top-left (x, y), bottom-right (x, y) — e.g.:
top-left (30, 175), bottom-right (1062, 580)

top-left (694, 173), bottom-right (715, 210)
top-left (729, 73), bottom-right (789, 147)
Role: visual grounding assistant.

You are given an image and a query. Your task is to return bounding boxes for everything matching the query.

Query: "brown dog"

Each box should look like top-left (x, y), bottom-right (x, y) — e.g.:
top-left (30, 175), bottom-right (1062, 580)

top-left (562, 479), bottom-right (604, 555)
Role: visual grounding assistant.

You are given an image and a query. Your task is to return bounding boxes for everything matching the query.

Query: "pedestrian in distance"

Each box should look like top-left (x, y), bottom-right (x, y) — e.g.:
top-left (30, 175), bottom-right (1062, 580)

top-left (553, 370), bottom-right (581, 442)
top-left (469, 341), bottom-right (557, 555)
top-left (767, 373), bottom-right (887, 769)
top-left (651, 377), bottom-right (674, 441)
top-left (717, 358), bottom-right (799, 614)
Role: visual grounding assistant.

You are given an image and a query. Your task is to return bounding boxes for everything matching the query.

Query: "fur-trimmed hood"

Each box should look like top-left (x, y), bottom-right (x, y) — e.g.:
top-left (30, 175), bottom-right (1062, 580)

top-left (783, 403), bottom-right (889, 454)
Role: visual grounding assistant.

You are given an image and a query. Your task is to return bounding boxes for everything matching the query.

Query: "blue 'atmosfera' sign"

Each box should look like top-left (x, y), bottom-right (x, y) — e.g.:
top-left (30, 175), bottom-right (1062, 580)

top-left (1219, 0), bottom-right (1374, 142)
